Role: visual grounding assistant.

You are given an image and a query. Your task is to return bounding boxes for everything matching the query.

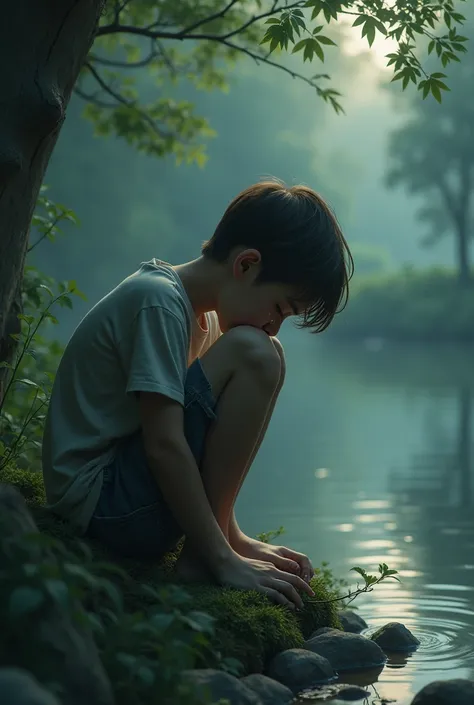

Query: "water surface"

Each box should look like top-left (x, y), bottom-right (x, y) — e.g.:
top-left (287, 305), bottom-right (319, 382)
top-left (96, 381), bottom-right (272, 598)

top-left (236, 334), bottom-right (474, 703)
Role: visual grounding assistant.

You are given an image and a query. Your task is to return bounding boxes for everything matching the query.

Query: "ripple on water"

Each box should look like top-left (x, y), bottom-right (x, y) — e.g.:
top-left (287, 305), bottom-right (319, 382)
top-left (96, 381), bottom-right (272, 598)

top-left (360, 588), bottom-right (474, 679)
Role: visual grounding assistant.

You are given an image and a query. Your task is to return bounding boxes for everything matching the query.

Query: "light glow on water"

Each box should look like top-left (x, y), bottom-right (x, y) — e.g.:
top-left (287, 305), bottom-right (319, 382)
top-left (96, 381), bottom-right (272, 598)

top-left (237, 341), bottom-right (474, 704)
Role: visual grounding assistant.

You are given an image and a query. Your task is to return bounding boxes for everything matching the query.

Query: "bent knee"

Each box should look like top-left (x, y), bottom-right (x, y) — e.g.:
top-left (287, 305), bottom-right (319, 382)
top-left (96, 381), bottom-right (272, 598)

top-left (221, 325), bottom-right (282, 382)
top-left (270, 336), bottom-right (286, 382)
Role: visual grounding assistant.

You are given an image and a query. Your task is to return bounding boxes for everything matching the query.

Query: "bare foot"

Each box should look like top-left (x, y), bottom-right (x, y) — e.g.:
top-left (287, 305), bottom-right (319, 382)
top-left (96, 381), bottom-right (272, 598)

top-left (174, 550), bottom-right (213, 584)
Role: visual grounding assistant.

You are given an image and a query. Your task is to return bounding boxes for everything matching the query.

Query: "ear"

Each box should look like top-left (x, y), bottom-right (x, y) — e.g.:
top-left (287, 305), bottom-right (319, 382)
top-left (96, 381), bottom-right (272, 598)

top-left (232, 249), bottom-right (262, 280)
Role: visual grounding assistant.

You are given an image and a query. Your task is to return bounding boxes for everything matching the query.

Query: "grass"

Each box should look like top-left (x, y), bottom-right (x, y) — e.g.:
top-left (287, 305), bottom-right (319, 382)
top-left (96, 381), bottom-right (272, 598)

top-left (0, 465), bottom-right (341, 675)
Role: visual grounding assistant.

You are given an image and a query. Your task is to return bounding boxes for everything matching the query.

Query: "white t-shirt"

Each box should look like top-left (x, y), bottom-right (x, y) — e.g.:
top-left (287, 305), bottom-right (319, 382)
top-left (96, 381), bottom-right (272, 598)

top-left (41, 259), bottom-right (221, 534)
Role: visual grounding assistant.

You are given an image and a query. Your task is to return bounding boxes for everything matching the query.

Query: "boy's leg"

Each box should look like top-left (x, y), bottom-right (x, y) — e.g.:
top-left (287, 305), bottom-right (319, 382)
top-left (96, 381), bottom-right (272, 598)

top-left (228, 337), bottom-right (285, 542)
top-left (176, 326), bottom-right (284, 577)
top-left (86, 325), bottom-right (284, 567)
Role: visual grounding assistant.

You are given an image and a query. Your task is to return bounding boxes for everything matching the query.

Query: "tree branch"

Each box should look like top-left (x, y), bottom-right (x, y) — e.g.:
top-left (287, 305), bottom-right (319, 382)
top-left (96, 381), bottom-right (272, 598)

top-left (97, 1), bottom-right (305, 42)
top-left (73, 85), bottom-right (117, 108)
top-left (169, 0), bottom-right (243, 36)
top-left (95, 24), bottom-right (330, 95)
top-left (88, 48), bottom-right (159, 69)
top-left (83, 62), bottom-right (171, 140)
top-left (27, 216), bottom-right (62, 253)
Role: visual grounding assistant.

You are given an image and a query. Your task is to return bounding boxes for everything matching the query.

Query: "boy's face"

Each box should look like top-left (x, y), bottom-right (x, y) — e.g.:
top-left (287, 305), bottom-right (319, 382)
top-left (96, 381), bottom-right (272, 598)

top-left (216, 249), bottom-right (302, 336)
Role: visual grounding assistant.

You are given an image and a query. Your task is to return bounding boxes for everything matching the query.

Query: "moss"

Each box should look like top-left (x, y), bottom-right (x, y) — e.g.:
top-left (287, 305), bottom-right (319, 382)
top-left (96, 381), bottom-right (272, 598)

top-left (0, 465), bottom-right (46, 506)
top-left (0, 465), bottom-right (341, 673)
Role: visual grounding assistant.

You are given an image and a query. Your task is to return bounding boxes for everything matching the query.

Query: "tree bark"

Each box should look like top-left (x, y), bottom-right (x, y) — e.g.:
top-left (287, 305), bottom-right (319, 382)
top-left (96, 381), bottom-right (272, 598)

top-left (0, 0), bottom-right (105, 406)
top-left (455, 159), bottom-right (472, 287)
top-left (0, 483), bottom-right (114, 705)
top-left (456, 220), bottom-right (471, 286)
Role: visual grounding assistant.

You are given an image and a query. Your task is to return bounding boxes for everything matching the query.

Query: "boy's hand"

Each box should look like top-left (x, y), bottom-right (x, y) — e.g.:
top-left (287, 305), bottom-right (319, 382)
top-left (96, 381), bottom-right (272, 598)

top-left (217, 553), bottom-right (315, 610)
top-left (233, 535), bottom-right (315, 583)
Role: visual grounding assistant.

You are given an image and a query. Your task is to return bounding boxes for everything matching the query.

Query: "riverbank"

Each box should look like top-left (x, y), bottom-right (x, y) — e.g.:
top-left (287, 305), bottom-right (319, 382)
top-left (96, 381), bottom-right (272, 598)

top-left (328, 268), bottom-right (474, 343)
top-left (0, 464), bottom-right (341, 704)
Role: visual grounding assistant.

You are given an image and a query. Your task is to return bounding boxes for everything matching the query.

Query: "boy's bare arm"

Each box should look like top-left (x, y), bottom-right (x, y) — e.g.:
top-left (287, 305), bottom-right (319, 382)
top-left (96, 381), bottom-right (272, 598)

top-left (139, 391), bottom-right (233, 573)
top-left (139, 390), bottom-right (315, 608)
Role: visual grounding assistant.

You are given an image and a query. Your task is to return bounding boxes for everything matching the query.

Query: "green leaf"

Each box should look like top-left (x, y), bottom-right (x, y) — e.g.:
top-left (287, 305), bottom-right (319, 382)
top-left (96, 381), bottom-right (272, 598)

top-left (317, 35), bottom-right (336, 46)
top-left (431, 83), bottom-right (442, 103)
top-left (63, 562), bottom-right (98, 587)
top-left (137, 666), bottom-right (155, 686)
top-left (184, 610), bottom-right (216, 634)
top-left (352, 14), bottom-right (366, 28)
top-left (15, 378), bottom-right (39, 389)
top-left (39, 284), bottom-right (54, 297)
top-left (8, 586), bottom-right (45, 617)
top-left (313, 38), bottom-right (325, 62)
top-left (150, 613), bottom-right (175, 631)
top-left (45, 312), bottom-right (59, 325)
top-left (18, 314), bottom-right (35, 325)
top-left (45, 579), bottom-right (70, 609)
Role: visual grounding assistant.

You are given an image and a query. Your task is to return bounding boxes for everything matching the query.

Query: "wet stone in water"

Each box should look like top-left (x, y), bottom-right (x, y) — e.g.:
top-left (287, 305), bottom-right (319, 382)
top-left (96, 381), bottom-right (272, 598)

top-left (295, 682), bottom-right (370, 701)
top-left (241, 674), bottom-right (293, 705)
top-left (266, 648), bottom-right (336, 695)
top-left (181, 669), bottom-right (261, 705)
top-left (338, 610), bottom-right (368, 634)
top-left (303, 631), bottom-right (387, 672)
top-left (371, 622), bottom-right (420, 652)
top-left (411, 679), bottom-right (474, 705)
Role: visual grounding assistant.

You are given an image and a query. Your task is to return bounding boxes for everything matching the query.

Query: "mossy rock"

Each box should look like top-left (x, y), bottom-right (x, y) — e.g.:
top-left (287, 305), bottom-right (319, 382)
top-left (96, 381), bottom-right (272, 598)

top-left (0, 466), bottom-right (341, 673)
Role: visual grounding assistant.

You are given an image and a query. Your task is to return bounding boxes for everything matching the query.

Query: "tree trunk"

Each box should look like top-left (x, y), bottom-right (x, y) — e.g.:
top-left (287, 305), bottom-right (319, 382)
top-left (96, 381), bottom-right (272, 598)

top-left (454, 159), bottom-right (472, 287)
top-left (456, 219), bottom-right (471, 286)
top-left (0, 0), bottom-right (105, 406)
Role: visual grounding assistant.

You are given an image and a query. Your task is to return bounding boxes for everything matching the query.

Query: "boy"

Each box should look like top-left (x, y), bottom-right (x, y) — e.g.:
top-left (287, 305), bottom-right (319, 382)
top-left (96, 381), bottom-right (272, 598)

top-left (42, 179), bottom-right (353, 611)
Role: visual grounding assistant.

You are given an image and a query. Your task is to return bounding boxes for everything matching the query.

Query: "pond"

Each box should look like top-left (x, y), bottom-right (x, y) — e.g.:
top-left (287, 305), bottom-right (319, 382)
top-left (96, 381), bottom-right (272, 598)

top-left (236, 333), bottom-right (474, 704)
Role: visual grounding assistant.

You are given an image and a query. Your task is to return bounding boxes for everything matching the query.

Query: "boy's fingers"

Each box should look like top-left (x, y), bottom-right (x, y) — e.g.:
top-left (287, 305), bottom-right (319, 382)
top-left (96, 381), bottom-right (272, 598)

top-left (283, 559), bottom-right (300, 573)
top-left (272, 579), bottom-right (304, 610)
top-left (263, 586), bottom-right (294, 610)
top-left (280, 548), bottom-right (313, 581)
top-left (277, 570), bottom-right (315, 598)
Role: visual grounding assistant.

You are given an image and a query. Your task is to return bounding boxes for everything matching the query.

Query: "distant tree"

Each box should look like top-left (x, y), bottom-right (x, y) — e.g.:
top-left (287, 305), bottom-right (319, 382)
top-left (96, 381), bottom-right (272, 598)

top-left (0, 0), bottom-right (469, 404)
top-left (386, 21), bottom-right (474, 285)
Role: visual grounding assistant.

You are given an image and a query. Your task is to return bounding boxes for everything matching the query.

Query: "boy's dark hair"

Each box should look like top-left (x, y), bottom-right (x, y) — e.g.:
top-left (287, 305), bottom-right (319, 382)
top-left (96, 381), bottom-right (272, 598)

top-left (201, 178), bottom-right (354, 333)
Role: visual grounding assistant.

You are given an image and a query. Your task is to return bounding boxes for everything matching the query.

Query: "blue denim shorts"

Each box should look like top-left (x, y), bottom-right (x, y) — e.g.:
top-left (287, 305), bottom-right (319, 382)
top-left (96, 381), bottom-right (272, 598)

top-left (86, 358), bottom-right (216, 560)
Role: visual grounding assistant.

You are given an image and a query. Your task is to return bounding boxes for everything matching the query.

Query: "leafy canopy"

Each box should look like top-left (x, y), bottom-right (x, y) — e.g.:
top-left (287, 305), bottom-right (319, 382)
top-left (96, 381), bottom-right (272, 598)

top-left (75, 0), bottom-right (468, 165)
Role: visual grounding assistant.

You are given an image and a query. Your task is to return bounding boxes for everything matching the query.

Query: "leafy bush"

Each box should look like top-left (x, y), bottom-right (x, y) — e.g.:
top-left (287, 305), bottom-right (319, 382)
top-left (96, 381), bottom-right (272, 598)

top-left (329, 267), bottom-right (474, 342)
top-left (0, 522), bottom-right (222, 705)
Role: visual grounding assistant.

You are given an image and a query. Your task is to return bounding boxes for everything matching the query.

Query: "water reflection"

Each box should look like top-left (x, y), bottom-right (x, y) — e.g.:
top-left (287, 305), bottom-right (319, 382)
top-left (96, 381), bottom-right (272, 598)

top-left (237, 338), bottom-right (474, 703)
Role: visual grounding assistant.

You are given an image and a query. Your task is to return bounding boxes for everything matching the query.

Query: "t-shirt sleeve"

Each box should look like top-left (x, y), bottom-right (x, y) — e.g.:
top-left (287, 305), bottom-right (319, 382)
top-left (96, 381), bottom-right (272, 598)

top-left (124, 305), bottom-right (189, 405)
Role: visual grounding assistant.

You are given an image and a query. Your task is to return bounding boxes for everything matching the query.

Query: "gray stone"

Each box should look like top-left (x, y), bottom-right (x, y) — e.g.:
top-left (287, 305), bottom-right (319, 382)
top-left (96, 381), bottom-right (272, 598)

top-left (311, 627), bottom-right (341, 637)
top-left (371, 621), bottom-right (420, 652)
top-left (296, 682), bottom-right (370, 701)
top-left (266, 648), bottom-right (335, 695)
top-left (241, 674), bottom-right (293, 705)
top-left (0, 669), bottom-right (60, 705)
top-left (338, 610), bottom-right (368, 634)
top-left (181, 669), bottom-right (262, 705)
top-left (303, 631), bottom-right (387, 672)
top-left (411, 679), bottom-right (474, 705)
